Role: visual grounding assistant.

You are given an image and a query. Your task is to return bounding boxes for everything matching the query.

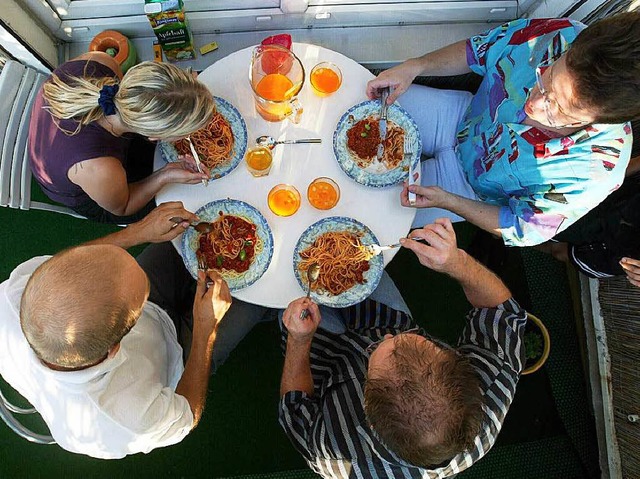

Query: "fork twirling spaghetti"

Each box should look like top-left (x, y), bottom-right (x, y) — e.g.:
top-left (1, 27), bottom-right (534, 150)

top-left (298, 231), bottom-right (371, 295)
top-left (176, 111), bottom-right (234, 170)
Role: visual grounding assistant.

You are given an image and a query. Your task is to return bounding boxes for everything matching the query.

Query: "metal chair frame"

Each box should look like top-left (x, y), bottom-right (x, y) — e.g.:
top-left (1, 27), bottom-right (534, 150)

top-left (0, 383), bottom-right (55, 444)
top-left (0, 59), bottom-right (85, 218)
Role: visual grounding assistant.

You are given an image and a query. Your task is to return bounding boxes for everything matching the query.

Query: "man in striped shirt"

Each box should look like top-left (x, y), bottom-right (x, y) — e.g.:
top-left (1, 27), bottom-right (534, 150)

top-left (279, 218), bottom-right (527, 478)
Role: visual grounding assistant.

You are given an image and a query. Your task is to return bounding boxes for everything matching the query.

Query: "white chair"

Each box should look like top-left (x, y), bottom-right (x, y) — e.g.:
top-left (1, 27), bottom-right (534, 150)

top-left (0, 60), bottom-right (85, 218)
top-left (0, 382), bottom-right (55, 445)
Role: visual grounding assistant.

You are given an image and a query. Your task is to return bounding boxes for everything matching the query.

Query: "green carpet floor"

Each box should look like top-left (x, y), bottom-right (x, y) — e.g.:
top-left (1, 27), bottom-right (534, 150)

top-left (0, 204), bottom-right (599, 478)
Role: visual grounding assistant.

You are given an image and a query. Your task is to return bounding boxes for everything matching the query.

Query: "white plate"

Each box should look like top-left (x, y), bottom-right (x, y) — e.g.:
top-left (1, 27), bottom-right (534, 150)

top-left (293, 216), bottom-right (383, 308)
top-left (333, 100), bottom-right (421, 187)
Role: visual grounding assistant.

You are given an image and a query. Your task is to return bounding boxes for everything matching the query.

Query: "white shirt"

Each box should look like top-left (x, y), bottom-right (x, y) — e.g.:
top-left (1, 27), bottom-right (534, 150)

top-left (0, 256), bottom-right (194, 459)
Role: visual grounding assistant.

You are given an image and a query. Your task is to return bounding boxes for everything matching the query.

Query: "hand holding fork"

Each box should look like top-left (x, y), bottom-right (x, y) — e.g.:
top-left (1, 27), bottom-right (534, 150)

top-left (359, 237), bottom-right (430, 258)
top-left (197, 254), bottom-right (214, 288)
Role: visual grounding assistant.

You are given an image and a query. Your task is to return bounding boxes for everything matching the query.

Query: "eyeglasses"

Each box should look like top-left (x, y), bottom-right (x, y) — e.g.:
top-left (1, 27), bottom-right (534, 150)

top-left (365, 327), bottom-right (455, 355)
top-left (534, 58), bottom-right (590, 129)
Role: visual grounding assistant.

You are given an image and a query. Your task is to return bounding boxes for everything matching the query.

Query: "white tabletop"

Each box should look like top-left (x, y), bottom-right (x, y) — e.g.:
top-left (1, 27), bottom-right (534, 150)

top-left (155, 43), bottom-right (415, 308)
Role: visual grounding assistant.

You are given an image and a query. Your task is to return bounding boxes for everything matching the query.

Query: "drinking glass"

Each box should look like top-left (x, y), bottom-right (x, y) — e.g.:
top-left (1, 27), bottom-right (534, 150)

top-left (310, 62), bottom-right (342, 96)
top-left (245, 146), bottom-right (273, 177)
top-left (307, 177), bottom-right (340, 210)
top-left (268, 184), bottom-right (301, 217)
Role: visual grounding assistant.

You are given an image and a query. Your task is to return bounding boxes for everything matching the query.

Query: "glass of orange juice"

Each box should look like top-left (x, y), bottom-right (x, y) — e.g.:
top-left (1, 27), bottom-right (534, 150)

top-left (268, 184), bottom-right (301, 217)
top-left (310, 62), bottom-right (342, 96)
top-left (245, 146), bottom-right (273, 177)
top-left (307, 177), bottom-right (340, 210)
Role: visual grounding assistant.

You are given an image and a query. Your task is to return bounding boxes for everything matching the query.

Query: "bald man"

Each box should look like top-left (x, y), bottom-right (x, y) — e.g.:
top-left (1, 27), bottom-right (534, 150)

top-left (0, 202), bottom-right (258, 459)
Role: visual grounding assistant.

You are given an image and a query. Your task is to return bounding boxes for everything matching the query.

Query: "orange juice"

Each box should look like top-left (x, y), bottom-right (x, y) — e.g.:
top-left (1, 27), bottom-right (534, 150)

top-left (310, 62), bottom-right (342, 96)
top-left (255, 73), bottom-right (295, 101)
top-left (268, 184), bottom-right (301, 217)
top-left (307, 177), bottom-right (340, 210)
top-left (245, 146), bottom-right (272, 177)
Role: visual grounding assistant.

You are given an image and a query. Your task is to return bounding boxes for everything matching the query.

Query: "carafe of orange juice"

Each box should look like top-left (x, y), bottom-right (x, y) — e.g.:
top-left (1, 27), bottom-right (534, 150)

top-left (249, 44), bottom-right (304, 123)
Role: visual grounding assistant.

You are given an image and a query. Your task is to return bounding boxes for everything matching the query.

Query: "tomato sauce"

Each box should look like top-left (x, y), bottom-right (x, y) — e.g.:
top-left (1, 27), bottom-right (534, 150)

top-left (199, 214), bottom-right (257, 274)
top-left (347, 118), bottom-right (380, 160)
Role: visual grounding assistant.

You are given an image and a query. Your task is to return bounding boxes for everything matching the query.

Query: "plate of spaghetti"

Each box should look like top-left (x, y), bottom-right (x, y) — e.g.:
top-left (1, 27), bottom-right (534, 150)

top-left (159, 96), bottom-right (248, 181)
top-left (293, 216), bottom-right (383, 307)
top-left (181, 199), bottom-right (273, 291)
top-left (333, 100), bottom-right (421, 188)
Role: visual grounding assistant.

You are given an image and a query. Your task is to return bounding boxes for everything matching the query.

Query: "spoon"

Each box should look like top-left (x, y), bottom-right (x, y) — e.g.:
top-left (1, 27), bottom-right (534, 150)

top-left (299, 262), bottom-right (320, 320)
top-left (169, 216), bottom-right (213, 234)
top-left (256, 135), bottom-right (322, 150)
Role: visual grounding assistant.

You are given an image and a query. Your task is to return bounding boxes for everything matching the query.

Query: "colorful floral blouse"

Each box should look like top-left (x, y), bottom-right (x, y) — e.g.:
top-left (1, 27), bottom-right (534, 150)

top-left (457, 18), bottom-right (632, 246)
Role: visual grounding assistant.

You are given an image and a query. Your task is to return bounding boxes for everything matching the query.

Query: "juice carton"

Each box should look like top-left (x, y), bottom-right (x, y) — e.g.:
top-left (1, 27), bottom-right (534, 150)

top-left (144, 0), bottom-right (196, 61)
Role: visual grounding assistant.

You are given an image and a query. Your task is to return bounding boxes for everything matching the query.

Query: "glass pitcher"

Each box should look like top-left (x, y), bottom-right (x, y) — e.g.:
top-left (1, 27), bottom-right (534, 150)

top-left (249, 44), bottom-right (305, 123)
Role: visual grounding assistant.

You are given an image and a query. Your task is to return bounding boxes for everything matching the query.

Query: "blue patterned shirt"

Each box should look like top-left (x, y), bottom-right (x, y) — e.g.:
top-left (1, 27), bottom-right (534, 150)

top-left (457, 18), bottom-right (632, 246)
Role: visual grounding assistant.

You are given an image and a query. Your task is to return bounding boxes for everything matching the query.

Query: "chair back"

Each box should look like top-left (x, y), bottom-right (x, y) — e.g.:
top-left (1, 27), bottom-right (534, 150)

top-left (0, 60), bottom-right (84, 218)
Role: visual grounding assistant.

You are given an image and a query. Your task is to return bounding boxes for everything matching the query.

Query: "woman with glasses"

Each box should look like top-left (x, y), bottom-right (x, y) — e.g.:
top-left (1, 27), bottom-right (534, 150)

top-left (367, 13), bottom-right (640, 246)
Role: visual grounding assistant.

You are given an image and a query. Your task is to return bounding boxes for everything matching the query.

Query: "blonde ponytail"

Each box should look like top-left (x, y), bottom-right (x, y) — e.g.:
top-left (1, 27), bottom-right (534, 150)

top-left (43, 61), bottom-right (214, 139)
top-left (43, 71), bottom-right (118, 135)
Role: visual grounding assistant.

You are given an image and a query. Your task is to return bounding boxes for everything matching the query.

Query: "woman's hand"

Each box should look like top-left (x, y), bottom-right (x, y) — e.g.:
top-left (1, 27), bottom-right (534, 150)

top-left (159, 156), bottom-right (210, 184)
top-left (400, 183), bottom-right (451, 209)
top-left (178, 154), bottom-right (212, 176)
top-left (366, 59), bottom-right (422, 104)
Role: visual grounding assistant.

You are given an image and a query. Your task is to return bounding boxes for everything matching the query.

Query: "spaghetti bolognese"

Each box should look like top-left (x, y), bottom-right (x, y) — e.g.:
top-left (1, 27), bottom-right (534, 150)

top-left (298, 231), bottom-right (371, 295)
top-left (176, 110), bottom-right (235, 170)
top-left (346, 116), bottom-right (405, 170)
top-left (198, 212), bottom-right (262, 278)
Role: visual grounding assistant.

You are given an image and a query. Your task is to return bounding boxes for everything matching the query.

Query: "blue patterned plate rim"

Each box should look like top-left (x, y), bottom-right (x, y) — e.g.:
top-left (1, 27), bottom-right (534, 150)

top-left (293, 216), bottom-right (384, 308)
top-left (332, 100), bottom-right (421, 188)
top-left (159, 96), bottom-right (248, 181)
top-left (180, 199), bottom-right (274, 291)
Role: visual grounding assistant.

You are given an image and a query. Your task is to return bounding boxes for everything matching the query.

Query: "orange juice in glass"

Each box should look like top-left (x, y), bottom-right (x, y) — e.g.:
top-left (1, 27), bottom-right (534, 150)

top-left (268, 184), bottom-right (301, 217)
top-left (307, 177), bottom-right (340, 210)
top-left (245, 146), bottom-right (273, 177)
top-left (310, 62), bottom-right (342, 96)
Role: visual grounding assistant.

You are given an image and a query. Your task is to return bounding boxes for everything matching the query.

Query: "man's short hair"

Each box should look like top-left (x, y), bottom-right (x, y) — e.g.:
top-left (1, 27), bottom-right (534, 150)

top-left (566, 12), bottom-right (640, 123)
top-left (364, 335), bottom-right (483, 467)
top-left (20, 246), bottom-right (145, 369)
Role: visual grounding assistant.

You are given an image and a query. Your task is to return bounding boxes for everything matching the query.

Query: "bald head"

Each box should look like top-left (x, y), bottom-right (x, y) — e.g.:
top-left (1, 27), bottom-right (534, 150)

top-left (20, 245), bottom-right (149, 369)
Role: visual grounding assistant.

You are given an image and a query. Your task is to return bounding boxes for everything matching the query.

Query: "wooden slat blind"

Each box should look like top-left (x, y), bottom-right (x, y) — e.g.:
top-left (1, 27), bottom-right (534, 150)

top-left (597, 276), bottom-right (640, 479)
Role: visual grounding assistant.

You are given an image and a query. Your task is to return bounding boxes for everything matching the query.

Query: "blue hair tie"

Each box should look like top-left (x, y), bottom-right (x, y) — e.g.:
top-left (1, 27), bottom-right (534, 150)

top-left (98, 84), bottom-right (119, 116)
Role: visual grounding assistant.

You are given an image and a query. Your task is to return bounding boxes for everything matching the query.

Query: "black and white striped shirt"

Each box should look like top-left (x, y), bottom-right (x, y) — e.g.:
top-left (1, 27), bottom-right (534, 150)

top-left (279, 298), bottom-right (527, 478)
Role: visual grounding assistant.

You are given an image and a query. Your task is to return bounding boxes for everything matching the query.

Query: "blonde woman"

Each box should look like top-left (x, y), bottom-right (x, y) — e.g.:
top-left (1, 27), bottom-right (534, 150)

top-left (28, 52), bottom-right (213, 223)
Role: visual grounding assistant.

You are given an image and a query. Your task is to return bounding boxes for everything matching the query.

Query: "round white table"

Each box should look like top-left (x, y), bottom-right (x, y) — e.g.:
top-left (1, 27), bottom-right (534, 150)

top-left (155, 43), bottom-right (415, 308)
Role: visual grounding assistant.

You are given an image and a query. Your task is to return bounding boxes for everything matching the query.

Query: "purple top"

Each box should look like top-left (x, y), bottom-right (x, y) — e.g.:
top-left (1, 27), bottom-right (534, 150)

top-left (28, 60), bottom-right (131, 207)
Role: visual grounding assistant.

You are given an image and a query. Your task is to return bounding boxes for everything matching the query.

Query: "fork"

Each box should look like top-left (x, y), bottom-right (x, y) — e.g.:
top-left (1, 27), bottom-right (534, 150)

top-left (197, 255), bottom-right (214, 287)
top-left (404, 136), bottom-right (418, 205)
top-left (403, 136), bottom-right (413, 159)
top-left (361, 237), bottom-right (430, 257)
top-left (186, 136), bottom-right (209, 187)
